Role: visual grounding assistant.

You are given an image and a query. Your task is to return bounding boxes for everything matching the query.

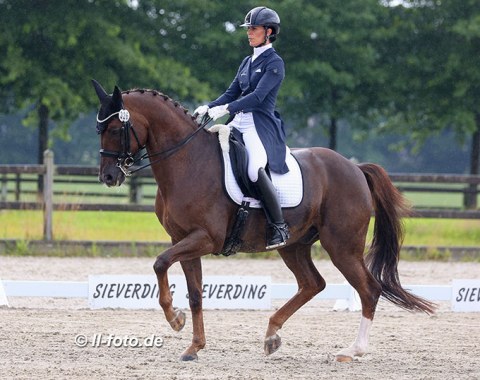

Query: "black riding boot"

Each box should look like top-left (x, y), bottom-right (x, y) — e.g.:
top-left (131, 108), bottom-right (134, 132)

top-left (255, 168), bottom-right (290, 249)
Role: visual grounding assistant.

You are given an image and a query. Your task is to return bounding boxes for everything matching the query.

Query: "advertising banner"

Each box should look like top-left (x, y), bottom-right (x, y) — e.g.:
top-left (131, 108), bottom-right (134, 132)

top-left (451, 279), bottom-right (480, 312)
top-left (88, 275), bottom-right (271, 310)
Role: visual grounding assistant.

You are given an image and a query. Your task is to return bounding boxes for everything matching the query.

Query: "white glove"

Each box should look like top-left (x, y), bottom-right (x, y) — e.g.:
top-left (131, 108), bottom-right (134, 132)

top-left (208, 104), bottom-right (229, 121)
top-left (193, 105), bottom-right (209, 117)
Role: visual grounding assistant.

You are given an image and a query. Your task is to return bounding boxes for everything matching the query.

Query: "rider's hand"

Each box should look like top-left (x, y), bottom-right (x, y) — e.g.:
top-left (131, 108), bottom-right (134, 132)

top-left (193, 105), bottom-right (209, 118)
top-left (208, 105), bottom-right (229, 121)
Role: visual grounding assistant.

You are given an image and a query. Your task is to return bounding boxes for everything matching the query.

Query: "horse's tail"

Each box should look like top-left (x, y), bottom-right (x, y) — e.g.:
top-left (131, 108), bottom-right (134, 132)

top-left (358, 163), bottom-right (436, 314)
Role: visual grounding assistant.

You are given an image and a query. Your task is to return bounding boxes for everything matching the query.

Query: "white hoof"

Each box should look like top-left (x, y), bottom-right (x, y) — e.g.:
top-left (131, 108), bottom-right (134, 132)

top-left (335, 345), bottom-right (366, 362)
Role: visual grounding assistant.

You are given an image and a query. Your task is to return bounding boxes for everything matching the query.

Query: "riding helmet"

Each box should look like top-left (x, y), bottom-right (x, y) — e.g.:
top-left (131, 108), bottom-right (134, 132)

top-left (240, 6), bottom-right (280, 42)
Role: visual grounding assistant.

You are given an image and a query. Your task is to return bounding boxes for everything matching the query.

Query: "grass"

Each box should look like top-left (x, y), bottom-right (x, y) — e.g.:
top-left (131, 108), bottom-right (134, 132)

top-left (0, 210), bottom-right (169, 241)
top-left (402, 218), bottom-right (480, 246)
top-left (1, 210), bottom-right (479, 246)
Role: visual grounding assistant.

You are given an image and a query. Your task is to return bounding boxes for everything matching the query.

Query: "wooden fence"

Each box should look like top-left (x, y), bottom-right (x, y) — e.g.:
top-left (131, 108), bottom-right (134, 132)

top-left (1, 150), bottom-right (479, 241)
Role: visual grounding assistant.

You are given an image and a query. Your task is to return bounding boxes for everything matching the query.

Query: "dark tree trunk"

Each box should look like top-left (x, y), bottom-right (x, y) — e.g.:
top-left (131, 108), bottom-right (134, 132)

top-left (37, 104), bottom-right (49, 195)
top-left (329, 89), bottom-right (339, 151)
top-left (464, 113), bottom-right (480, 209)
top-left (329, 116), bottom-right (337, 151)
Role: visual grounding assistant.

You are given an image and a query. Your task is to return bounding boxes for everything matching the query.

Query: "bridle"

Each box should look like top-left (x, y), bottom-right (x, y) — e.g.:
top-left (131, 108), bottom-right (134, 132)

top-left (97, 108), bottom-right (212, 176)
top-left (97, 109), bottom-right (143, 176)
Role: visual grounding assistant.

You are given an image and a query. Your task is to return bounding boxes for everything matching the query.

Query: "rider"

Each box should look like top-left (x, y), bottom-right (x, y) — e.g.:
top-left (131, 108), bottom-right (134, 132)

top-left (194, 6), bottom-right (289, 250)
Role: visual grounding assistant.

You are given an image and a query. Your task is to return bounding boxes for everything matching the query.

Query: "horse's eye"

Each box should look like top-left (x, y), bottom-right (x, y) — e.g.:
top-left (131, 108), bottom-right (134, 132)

top-left (109, 127), bottom-right (122, 136)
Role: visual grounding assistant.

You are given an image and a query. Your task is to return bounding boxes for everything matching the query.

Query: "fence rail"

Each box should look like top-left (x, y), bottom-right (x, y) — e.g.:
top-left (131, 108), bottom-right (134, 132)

top-left (1, 151), bottom-right (479, 240)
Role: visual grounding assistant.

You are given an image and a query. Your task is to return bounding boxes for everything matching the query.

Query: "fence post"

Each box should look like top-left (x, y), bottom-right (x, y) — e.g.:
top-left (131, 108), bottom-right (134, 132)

top-left (129, 176), bottom-right (142, 204)
top-left (463, 184), bottom-right (478, 210)
top-left (15, 173), bottom-right (21, 201)
top-left (43, 150), bottom-right (54, 241)
top-left (1, 174), bottom-right (7, 202)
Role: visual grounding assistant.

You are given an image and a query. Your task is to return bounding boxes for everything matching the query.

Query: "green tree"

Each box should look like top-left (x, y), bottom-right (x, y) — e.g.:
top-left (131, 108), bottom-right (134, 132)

top-left (378, 1), bottom-right (480, 207)
top-left (0, 0), bottom-right (210, 177)
top-left (139, 0), bottom-right (257, 95)
top-left (270, 0), bottom-right (387, 150)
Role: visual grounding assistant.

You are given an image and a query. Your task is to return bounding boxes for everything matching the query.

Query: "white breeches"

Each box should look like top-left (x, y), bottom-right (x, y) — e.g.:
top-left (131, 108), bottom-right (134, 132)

top-left (228, 112), bottom-right (267, 182)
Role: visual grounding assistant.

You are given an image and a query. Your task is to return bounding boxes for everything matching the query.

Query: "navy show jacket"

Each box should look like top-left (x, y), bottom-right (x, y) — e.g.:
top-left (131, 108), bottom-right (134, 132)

top-left (208, 48), bottom-right (288, 174)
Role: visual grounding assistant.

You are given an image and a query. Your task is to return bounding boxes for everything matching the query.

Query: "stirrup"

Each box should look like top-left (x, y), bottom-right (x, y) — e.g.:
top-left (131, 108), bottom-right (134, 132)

top-left (265, 223), bottom-right (289, 250)
top-left (266, 240), bottom-right (287, 250)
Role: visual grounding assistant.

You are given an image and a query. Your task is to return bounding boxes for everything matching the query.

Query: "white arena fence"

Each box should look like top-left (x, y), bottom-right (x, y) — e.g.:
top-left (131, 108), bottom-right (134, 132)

top-left (1, 275), bottom-right (477, 312)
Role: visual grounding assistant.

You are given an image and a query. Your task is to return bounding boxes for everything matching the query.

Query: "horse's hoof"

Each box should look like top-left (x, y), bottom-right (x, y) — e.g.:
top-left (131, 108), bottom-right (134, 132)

top-left (264, 334), bottom-right (282, 355)
top-left (335, 354), bottom-right (353, 363)
top-left (180, 352), bottom-right (198, 361)
top-left (169, 309), bottom-right (186, 332)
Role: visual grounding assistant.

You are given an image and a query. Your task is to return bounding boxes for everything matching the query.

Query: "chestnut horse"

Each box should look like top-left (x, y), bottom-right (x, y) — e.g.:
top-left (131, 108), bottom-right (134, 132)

top-left (92, 80), bottom-right (434, 362)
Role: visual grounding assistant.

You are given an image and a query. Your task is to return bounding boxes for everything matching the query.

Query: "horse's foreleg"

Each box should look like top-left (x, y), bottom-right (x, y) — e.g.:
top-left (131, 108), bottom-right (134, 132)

top-left (153, 230), bottom-right (215, 360)
top-left (153, 251), bottom-right (186, 332)
top-left (179, 258), bottom-right (205, 361)
top-left (264, 244), bottom-right (326, 355)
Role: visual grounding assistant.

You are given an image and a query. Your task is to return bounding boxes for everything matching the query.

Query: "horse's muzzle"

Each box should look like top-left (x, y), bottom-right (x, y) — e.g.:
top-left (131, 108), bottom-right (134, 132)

top-left (99, 166), bottom-right (125, 187)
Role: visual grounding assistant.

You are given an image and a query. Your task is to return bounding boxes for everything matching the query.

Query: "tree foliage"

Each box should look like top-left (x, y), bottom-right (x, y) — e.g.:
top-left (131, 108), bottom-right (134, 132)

top-left (0, 0), bottom-right (479, 180)
top-left (377, 2), bottom-right (480, 160)
top-left (0, 0), bottom-right (211, 161)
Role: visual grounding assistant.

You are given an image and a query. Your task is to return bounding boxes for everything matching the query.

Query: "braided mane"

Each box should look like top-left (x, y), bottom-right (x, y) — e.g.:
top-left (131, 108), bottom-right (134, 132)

top-left (123, 88), bottom-right (198, 124)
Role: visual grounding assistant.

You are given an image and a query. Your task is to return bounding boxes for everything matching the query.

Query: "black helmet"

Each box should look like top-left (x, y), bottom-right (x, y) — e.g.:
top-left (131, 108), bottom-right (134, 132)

top-left (240, 6), bottom-right (280, 42)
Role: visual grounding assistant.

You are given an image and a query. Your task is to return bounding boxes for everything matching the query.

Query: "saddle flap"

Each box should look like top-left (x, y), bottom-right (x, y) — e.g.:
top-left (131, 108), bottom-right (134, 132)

top-left (209, 124), bottom-right (303, 209)
top-left (228, 128), bottom-right (259, 199)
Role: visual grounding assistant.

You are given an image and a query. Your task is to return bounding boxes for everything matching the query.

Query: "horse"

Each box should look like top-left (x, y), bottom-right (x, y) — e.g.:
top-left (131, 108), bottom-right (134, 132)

top-left (92, 80), bottom-right (435, 362)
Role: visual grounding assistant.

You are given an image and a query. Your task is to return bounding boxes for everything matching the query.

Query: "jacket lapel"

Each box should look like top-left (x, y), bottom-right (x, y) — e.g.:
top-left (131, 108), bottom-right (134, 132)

top-left (242, 48), bottom-right (276, 95)
top-left (250, 48), bottom-right (275, 71)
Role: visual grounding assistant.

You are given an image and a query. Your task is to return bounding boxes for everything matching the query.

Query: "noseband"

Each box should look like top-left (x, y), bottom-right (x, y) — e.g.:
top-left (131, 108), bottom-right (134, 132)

top-left (97, 108), bottom-right (212, 176)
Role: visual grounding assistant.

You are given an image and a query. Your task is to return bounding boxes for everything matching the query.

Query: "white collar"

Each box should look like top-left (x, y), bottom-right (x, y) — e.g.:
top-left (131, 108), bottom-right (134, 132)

top-left (252, 44), bottom-right (272, 62)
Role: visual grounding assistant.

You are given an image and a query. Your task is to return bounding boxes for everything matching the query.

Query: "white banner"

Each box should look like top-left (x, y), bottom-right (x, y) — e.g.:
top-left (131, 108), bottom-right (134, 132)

top-left (451, 279), bottom-right (480, 312)
top-left (0, 277), bottom-right (9, 307)
top-left (88, 275), bottom-right (271, 310)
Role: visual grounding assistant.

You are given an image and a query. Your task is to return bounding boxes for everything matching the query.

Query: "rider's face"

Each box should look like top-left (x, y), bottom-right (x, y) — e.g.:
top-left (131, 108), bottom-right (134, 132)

top-left (247, 26), bottom-right (271, 47)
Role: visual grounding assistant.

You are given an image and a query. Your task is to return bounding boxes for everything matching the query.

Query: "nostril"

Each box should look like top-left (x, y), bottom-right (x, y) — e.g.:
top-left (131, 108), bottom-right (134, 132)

top-left (102, 173), bottom-right (113, 184)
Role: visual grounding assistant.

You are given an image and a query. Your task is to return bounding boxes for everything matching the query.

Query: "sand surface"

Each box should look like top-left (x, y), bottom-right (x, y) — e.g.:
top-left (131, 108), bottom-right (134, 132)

top-left (0, 256), bottom-right (479, 379)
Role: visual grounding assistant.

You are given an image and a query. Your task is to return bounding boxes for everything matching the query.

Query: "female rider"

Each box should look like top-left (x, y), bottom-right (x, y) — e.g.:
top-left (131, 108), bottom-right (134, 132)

top-left (195, 6), bottom-right (289, 249)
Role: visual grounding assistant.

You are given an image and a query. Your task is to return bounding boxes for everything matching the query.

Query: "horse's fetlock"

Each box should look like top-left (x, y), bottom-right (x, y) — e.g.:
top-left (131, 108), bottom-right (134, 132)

top-left (268, 316), bottom-right (283, 332)
top-left (193, 336), bottom-right (206, 349)
top-left (159, 300), bottom-right (171, 310)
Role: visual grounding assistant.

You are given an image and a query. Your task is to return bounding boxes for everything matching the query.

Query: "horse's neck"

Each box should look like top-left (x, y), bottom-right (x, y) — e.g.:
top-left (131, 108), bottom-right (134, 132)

top-left (124, 92), bottom-right (220, 194)
top-left (146, 115), bottom-right (220, 192)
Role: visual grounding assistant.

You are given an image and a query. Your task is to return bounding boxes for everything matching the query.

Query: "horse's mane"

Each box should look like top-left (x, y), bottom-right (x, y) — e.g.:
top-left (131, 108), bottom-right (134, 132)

top-left (123, 88), bottom-right (198, 126)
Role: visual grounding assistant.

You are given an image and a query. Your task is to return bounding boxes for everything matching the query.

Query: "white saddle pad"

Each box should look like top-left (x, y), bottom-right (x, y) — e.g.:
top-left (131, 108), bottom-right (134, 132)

top-left (210, 124), bottom-right (303, 209)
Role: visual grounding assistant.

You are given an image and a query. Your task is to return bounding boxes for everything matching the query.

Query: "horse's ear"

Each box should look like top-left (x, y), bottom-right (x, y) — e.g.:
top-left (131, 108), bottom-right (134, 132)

top-left (112, 85), bottom-right (124, 110)
top-left (91, 79), bottom-right (109, 102)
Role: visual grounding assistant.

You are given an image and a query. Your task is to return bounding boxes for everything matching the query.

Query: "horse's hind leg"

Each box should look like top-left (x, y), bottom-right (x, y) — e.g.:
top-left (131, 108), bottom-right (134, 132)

top-left (321, 230), bottom-right (382, 362)
top-left (265, 243), bottom-right (326, 355)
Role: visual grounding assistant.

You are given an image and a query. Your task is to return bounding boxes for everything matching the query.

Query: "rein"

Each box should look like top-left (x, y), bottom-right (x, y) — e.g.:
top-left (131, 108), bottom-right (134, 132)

top-left (98, 109), bottom-right (212, 176)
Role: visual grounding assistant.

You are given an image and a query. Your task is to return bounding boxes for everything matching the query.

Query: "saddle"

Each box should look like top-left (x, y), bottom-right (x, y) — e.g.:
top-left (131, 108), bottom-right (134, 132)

top-left (208, 124), bottom-right (303, 256)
